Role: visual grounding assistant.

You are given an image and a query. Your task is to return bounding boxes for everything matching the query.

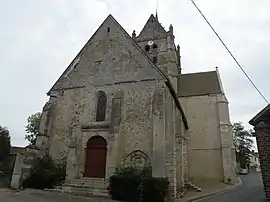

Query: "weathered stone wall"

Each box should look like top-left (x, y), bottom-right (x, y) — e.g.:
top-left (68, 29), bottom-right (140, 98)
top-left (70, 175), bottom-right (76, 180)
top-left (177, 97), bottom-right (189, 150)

top-left (46, 80), bottom-right (174, 177)
top-left (217, 94), bottom-right (237, 184)
top-left (152, 85), bottom-right (167, 178)
top-left (39, 15), bottom-right (186, 199)
top-left (179, 94), bottom-right (236, 183)
top-left (45, 15), bottom-right (169, 165)
top-left (175, 108), bottom-right (189, 194)
top-left (10, 149), bottom-right (40, 189)
top-left (44, 79), bottom-right (181, 199)
top-left (183, 133), bottom-right (189, 182)
top-left (175, 108), bottom-right (183, 189)
top-left (119, 82), bottom-right (157, 157)
top-left (164, 89), bottom-right (177, 197)
top-left (136, 37), bottom-right (179, 75)
top-left (49, 16), bottom-right (163, 93)
top-left (179, 95), bottom-right (223, 181)
top-left (254, 122), bottom-right (270, 201)
top-left (48, 87), bottom-right (86, 163)
top-left (36, 96), bottom-right (58, 154)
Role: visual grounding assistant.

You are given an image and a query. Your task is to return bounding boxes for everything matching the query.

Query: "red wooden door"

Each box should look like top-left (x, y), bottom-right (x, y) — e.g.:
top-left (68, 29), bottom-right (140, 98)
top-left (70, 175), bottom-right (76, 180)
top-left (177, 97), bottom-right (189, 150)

top-left (84, 136), bottom-right (107, 178)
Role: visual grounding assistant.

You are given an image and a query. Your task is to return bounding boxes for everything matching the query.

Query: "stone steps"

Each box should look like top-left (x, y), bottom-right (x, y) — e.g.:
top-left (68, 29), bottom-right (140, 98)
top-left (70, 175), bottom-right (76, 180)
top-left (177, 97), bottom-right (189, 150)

top-left (46, 187), bottom-right (109, 197)
top-left (70, 178), bottom-right (107, 189)
top-left (184, 181), bottom-right (202, 192)
top-left (46, 178), bottom-right (109, 197)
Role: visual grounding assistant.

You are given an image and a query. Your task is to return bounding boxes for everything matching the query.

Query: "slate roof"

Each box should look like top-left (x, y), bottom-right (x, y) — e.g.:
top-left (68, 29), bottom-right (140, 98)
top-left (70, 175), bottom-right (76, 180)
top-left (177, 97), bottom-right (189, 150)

top-left (177, 70), bottom-right (223, 97)
top-left (249, 104), bottom-right (270, 126)
top-left (137, 14), bottom-right (167, 41)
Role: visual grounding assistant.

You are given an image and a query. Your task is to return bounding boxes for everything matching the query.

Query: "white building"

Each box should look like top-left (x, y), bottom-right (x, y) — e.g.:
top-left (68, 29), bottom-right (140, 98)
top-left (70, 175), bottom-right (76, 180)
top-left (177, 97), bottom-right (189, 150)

top-left (250, 151), bottom-right (261, 172)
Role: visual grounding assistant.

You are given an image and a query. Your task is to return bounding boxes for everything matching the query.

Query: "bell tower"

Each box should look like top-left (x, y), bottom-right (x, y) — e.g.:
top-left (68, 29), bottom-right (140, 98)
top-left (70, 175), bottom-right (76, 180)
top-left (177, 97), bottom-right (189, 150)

top-left (133, 14), bottom-right (182, 76)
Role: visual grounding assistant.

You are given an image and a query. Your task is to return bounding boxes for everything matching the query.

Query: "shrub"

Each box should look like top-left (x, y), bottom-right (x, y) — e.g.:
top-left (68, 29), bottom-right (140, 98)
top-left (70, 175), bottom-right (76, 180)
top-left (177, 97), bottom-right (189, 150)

top-left (0, 126), bottom-right (11, 162)
top-left (109, 166), bottom-right (141, 202)
top-left (141, 177), bottom-right (169, 202)
top-left (0, 160), bottom-right (12, 178)
top-left (22, 155), bottom-right (66, 189)
top-left (108, 166), bottom-right (169, 202)
top-left (0, 158), bottom-right (14, 187)
top-left (109, 174), bottom-right (141, 201)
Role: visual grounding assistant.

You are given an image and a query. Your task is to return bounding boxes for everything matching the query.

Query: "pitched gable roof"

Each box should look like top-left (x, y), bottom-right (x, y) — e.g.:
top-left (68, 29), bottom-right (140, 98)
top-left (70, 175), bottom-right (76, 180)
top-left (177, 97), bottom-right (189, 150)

top-left (46, 14), bottom-right (188, 130)
top-left (177, 70), bottom-right (223, 97)
top-left (137, 14), bottom-right (167, 41)
top-left (10, 146), bottom-right (26, 155)
top-left (249, 104), bottom-right (270, 126)
top-left (47, 14), bottom-right (166, 95)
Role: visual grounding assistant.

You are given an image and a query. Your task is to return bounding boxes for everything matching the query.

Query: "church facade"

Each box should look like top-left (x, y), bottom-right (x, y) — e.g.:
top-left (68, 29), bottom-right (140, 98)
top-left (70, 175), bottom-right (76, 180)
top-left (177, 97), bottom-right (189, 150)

top-left (36, 14), bottom-right (237, 196)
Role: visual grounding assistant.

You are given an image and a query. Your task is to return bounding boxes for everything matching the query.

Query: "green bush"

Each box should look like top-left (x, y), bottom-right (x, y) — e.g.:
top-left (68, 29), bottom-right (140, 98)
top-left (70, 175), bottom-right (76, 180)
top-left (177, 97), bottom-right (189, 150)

top-left (108, 166), bottom-right (169, 202)
top-left (109, 174), bottom-right (141, 201)
top-left (109, 167), bottom-right (141, 201)
top-left (22, 155), bottom-right (66, 189)
top-left (141, 177), bottom-right (169, 202)
top-left (0, 158), bottom-right (14, 187)
top-left (0, 161), bottom-right (12, 178)
top-left (0, 126), bottom-right (11, 162)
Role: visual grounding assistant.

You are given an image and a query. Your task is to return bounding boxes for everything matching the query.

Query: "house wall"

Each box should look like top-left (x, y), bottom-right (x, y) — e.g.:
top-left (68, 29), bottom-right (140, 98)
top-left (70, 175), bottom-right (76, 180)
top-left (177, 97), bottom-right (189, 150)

top-left (249, 153), bottom-right (261, 172)
top-left (254, 122), bottom-right (270, 201)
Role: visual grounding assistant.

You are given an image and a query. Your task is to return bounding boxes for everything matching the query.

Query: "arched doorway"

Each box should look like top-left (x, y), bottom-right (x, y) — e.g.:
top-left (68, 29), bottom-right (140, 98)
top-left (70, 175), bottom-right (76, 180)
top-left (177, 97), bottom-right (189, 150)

top-left (84, 136), bottom-right (107, 178)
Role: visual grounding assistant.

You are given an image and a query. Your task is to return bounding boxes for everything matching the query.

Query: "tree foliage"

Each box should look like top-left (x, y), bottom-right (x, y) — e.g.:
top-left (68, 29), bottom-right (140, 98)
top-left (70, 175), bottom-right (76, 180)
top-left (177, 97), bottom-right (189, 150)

top-left (108, 166), bottom-right (170, 202)
top-left (25, 112), bottom-right (41, 146)
top-left (232, 122), bottom-right (254, 169)
top-left (0, 125), bottom-right (11, 162)
top-left (22, 155), bottom-right (66, 189)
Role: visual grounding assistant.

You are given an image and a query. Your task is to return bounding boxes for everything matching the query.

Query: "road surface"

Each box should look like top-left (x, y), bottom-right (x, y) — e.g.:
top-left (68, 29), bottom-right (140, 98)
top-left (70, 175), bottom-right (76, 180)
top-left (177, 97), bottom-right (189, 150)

top-left (198, 173), bottom-right (265, 202)
top-left (0, 173), bottom-right (265, 202)
top-left (0, 188), bottom-right (111, 202)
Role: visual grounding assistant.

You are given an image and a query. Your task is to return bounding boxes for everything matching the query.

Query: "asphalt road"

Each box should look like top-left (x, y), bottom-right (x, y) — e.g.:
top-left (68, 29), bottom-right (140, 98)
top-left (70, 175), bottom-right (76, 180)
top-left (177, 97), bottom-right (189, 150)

top-left (0, 189), bottom-right (112, 202)
top-left (197, 173), bottom-right (265, 202)
top-left (0, 173), bottom-right (265, 202)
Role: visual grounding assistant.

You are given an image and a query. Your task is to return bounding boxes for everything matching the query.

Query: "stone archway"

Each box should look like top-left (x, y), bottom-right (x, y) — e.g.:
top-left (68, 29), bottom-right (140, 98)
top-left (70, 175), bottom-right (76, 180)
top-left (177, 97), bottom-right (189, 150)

top-left (123, 150), bottom-right (151, 168)
top-left (84, 136), bottom-right (107, 178)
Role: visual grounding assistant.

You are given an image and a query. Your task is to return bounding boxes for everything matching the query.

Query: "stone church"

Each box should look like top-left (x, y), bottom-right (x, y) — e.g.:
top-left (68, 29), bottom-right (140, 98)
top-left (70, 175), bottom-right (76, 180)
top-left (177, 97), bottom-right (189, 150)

top-left (36, 14), bottom-right (237, 196)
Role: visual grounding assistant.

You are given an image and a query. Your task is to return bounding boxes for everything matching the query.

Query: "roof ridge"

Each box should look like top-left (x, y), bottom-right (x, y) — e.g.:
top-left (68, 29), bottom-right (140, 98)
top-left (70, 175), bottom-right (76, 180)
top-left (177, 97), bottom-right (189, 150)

top-left (180, 70), bottom-right (217, 76)
top-left (47, 15), bottom-right (113, 95)
top-left (108, 14), bottom-right (167, 80)
top-left (48, 14), bottom-right (167, 95)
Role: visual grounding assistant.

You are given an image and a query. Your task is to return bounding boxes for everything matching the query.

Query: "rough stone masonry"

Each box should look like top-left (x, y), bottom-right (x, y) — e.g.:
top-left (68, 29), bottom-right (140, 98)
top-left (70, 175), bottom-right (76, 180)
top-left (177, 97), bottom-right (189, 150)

top-left (32, 14), bottom-right (237, 199)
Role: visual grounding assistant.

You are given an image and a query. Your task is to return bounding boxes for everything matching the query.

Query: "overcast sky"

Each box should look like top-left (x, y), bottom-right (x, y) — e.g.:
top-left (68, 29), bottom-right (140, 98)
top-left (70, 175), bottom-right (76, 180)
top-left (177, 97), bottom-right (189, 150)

top-left (0, 0), bottom-right (269, 147)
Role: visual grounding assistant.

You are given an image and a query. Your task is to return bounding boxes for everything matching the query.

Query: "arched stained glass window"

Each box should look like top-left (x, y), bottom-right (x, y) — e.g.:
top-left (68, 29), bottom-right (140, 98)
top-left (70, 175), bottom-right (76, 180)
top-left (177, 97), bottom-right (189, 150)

top-left (96, 91), bottom-right (107, 122)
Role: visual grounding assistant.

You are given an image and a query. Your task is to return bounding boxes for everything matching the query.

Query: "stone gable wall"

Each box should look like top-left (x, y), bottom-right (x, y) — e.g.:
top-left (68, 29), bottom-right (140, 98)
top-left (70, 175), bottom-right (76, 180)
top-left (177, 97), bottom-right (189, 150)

top-left (179, 94), bottom-right (236, 183)
top-left (46, 80), bottom-right (167, 165)
top-left (50, 16), bottom-right (163, 93)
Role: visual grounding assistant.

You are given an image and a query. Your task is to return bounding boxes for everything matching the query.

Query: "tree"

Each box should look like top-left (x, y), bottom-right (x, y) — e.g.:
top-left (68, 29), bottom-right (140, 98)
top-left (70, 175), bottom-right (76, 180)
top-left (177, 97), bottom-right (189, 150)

top-left (22, 155), bottom-right (66, 189)
top-left (25, 112), bottom-right (41, 146)
top-left (232, 122), bottom-right (254, 169)
top-left (0, 126), bottom-right (11, 162)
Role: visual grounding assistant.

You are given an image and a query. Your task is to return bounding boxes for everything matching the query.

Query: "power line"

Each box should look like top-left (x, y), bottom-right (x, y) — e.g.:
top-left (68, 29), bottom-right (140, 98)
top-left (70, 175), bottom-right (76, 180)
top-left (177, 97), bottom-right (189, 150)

top-left (190, 0), bottom-right (269, 104)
